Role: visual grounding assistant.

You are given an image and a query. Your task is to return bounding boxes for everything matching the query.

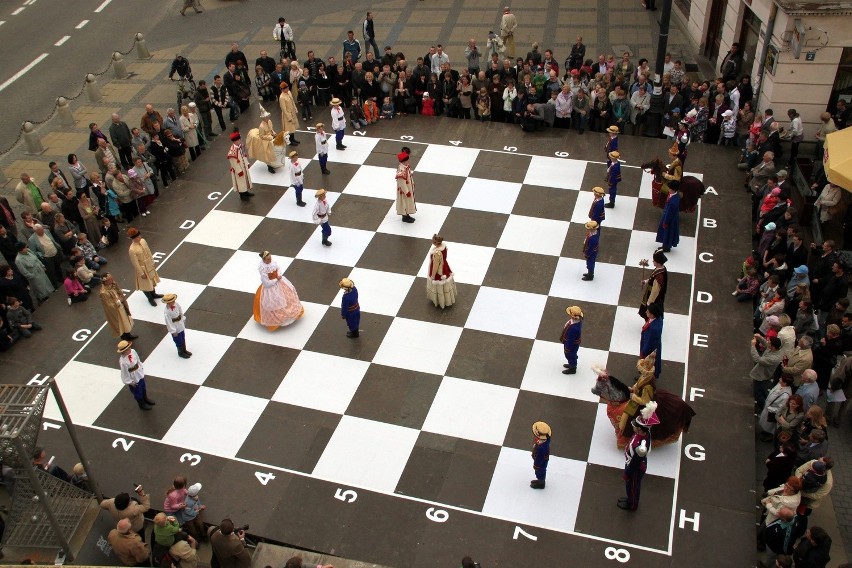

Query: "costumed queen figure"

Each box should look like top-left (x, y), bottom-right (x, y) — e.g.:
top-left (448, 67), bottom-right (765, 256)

top-left (426, 234), bottom-right (457, 308)
top-left (253, 250), bottom-right (304, 331)
top-left (245, 104), bottom-right (285, 174)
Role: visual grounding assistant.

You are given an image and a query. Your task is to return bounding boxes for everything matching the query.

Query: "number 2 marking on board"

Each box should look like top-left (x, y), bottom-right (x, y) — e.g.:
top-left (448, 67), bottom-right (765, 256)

top-left (112, 438), bottom-right (134, 451)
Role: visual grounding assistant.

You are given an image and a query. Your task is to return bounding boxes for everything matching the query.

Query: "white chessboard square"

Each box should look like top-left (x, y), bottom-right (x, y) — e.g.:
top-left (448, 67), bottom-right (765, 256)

top-left (330, 267), bottom-right (415, 317)
top-left (523, 156), bottom-right (587, 190)
top-left (341, 165), bottom-right (397, 200)
top-left (323, 135), bottom-right (380, 165)
top-left (625, 230), bottom-right (696, 275)
top-left (143, 330), bottom-right (235, 385)
top-left (496, 215), bottom-right (570, 257)
top-left (162, 386), bottom-right (268, 458)
top-left (126, 278), bottom-right (207, 324)
top-left (571, 192), bottom-right (639, 231)
top-left (376, 202), bottom-right (451, 240)
top-left (184, 209), bottom-right (264, 250)
top-left (272, 351), bottom-right (370, 414)
top-left (267, 189), bottom-right (341, 222)
top-left (209, 250), bottom-right (293, 294)
top-left (373, 318), bottom-right (463, 376)
top-left (482, 446), bottom-right (586, 533)
top-left (586, 403), bottom-right (681, 478)
top-left (248, 160), bottom-right (308, 189)
top-left (520, 340), bottom-right (610, 403)
top-left (421, 377), bottom-right (519, 446)
top-left (312, 415), bottom-right (419, 493)
top-left (295, 225), bottom-right (374, 266)
top-left (43, 361), bottom-right (126, 426)
top-left (638, 170), bottom-right (655, 200)
top-left (608, 305), bottom-right (690, 363)
top-left (414, 144), bottom-right (480, 177)
top-left (549, 257), bottom-right (625, 306)
top-left (237, 302), bottom-right (327, 350)
top-left (453, 177), bottom-right (522, 214)
top-left (419, 242), bottom-right (495, 286)
top-left (465, 287), bottom-right (547, 339)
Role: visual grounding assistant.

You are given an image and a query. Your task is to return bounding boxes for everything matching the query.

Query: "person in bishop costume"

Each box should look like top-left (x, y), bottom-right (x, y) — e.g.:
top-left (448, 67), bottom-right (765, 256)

top-left (245, 105), bottom-right (280, 174)
top-left (228, 132), bottom-right (254, 201)
top-left (426, 234), bottom-right (457, 308)
top-left (100, 272), bottom-right (136, 341)
top-left (619, 402), bottom-right (658, 511)
top-left (254, 250), bottom-right (304, 331)
top-left (605, 151), bottom-right (622, 208)
top-left (589, 186), bottom-right (606, 226)
top-left (288, 151), bottom-right (306, 206)
top-left (605, 124), bottom-right (619, 162)
top-left (560, 305), bottom-right (583, 374)
top-left (314, 123), bottom-right (331, 175)
top-left (312, 188), bottom-right (332, 247)
top-left (656, 185), bottom-right (681, 253)
top-left (395, 151), bottom-right (416, 223)
top-left (530, 421), bottom-right (551, 489)
top-left (339, 277), bottom-right (360, 338)
top-left (582, 220), bottom-right (599, 281)
top-left (639, 249), bottom-right (668, 319)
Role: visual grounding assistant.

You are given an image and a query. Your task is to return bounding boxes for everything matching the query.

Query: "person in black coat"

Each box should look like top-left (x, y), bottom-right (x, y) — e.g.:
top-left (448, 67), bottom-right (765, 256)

top-left (792, 527), bottom-right (832, 568)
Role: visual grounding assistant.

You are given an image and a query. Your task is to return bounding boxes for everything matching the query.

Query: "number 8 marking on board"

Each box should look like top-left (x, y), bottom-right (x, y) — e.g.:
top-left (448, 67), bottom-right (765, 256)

top-left (425, 508), bottom-right (448, 522)
top-left (604, 547), bottom-right (630, 562)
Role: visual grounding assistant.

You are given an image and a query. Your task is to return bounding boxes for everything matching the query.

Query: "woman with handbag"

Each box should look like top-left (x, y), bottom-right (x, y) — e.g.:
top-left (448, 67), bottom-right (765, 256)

top-left (759, 376), bottom-right (793, 441)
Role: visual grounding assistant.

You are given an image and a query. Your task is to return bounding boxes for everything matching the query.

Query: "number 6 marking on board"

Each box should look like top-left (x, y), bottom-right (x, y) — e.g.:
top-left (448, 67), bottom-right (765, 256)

top-left (604, 547), bottom-right (630, 562)
top-left (334, 488), bottom-right (357, 503)
top-left (555, 151), bottom-right (569, 157)
top-left (180, 453), bottom-right (201, 466)
top-left (425, 508), bottom-right (448, 522)
top-left (112, 438), bottom-right (134, 451)
top-left (513, 526), bottom-right (537, 541)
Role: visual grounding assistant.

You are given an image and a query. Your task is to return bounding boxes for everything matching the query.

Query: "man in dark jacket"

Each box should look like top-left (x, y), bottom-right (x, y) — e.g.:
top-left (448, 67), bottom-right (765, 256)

top-left (109, 113), bottom-right (134, 169)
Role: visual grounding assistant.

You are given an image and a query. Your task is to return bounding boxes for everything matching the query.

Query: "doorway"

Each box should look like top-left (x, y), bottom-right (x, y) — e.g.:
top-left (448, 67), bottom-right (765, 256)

top-left (704, 0), bottom-right (727, 61)
top-left (738, 8), bottom-right (762, 77)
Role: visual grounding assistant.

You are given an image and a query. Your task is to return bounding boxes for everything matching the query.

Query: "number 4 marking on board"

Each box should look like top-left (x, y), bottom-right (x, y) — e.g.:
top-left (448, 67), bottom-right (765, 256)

top-left (513, 526), bottom-right (537, 541)
top-left (255, 472), bottom-right (276, 485)
top-left (449, 140), bottom-right (462, 146)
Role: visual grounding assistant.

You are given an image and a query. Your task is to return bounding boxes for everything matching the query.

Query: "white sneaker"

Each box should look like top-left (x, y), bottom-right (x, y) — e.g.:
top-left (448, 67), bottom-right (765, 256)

top-left (67, 297), bottom-right (71, 305)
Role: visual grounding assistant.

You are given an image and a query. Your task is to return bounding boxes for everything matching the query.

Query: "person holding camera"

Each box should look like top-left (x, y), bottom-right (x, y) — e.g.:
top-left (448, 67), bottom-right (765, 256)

top-left (101, 484), bottom-right (151, 541)
top-left (209, 519), bottom-right (251, 568)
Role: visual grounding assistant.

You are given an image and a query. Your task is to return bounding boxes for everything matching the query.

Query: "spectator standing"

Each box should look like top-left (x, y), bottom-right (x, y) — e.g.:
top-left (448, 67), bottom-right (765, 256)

top-left (500, 6), bottom-right (517, 59)
top-left (109, 114), bottom-right (134, 169)
top-left (209, 519), bottom-right (251, 568)
top-left (100, 485), bottom-right (151, 538)
top-left (363, 12), bottom-right (379, 60)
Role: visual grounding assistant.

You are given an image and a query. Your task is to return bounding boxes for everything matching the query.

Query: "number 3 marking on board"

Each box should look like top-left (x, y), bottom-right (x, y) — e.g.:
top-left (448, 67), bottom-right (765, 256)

top-left (255, 472), bottom-right (276, 485)
top-left (605, 547), bottom-right (630, 562)
top-left (426, 508), bottom-right (448, 522)
top-left (180, 453), bottom-right (201, 466)
top-left (112, 438), bottom-right (134, 451)
top-left (513, 526), bottom-right (537, 541)
top-left (400, 135), bottom-right (414, 141)
top-left (334, 488), bottom-right (358, 503)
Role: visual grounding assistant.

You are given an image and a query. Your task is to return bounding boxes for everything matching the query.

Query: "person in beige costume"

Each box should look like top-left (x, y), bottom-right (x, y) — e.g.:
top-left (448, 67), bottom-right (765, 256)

top-left (127, 227), bottom-right (162, 306)
top-left (100, 272), bottom-right (137, 341)
top-left (245, 104), bottom-right (282, 173)
top-left (278, 82), bottom-right (300, 146)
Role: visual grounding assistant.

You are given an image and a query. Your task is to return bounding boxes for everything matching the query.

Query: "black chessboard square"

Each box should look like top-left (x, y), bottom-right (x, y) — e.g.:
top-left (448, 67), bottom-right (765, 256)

top-left (363, 139), bottom-right (424, 169)
top-left (185, 287), bottom-right (254, 337)
top-left (410, 172), bottom-right (466, 207)
top-left (331, 194), bottom-right (393, 232)
top-left (445, 328), bottom-right (534, 389)
top-left (156, 242), bottom-right (230, 285)
top-left (582, 161), bottom-right (642, 198)
top-left (345, 364), bottom-right (442, 429)
top-left (241, 217), bottom-right (315, 258)
top-left (306, 162), bottom-right (362, 193)
top-left (396, 277), bottom-right (477, 327)
top-left (75, 319), bottom-right (166, 368)
top-left (204, 339), bottom-right (300, 399)
top-left (394, 432), bottom-right (500, 511)
top-left (618, 266), bottom-right (692, 316)
top-left (482, 249), bottom-right (559, 295)
top-left (438, 208), bottom-right (509, 248)
top-left (93, 377), bottom-right (199, 440)
top-left (561, 224), bottom-right (631, 265)
top-left (468, 151), bottom-right (532, 183)
top-left (284, 260), bottom-right (354, 304)
top-left (504, 391), bottom-right (597, 462)
top-left (236, 401), bottom-right (341, 473)
top-left (217, 184), bottom-right (284, 215)
top-left (356, 233), bottom-right (433, 276)
top-left (302, 308), bottom-right (393, 362)
top-left (512, 184), bottom-right (580, 221)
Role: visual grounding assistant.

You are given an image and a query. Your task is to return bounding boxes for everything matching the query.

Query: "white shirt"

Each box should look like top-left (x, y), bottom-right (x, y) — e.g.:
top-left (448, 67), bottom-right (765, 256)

top-left (164, 302), bottom-right (186, 335)
top-left (119, 349), bottom-right (145, 385)
top-left (315, 131), bottom-right (329, 155)
top-left (331, 106), bottom-right (346, 131)
top-left (288, 159), bottom-right (304, 185)
top-left (312, 198), bottom-right (331, 224)
top-left (431, 53), bottom-right (449, 76)
top-left (273, 22), bottom-right (293, 42)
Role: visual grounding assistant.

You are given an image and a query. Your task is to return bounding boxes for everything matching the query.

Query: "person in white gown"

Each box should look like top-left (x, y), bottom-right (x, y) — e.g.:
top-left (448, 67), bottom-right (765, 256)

top-left (253, 250), bottom-right (304, 330)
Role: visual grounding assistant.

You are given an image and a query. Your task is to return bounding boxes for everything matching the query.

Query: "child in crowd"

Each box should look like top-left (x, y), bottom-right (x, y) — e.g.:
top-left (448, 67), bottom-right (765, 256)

top-left (720, 109), bottom-right (737, 147)
top-left (297, 80), bottom-right (313, 121)
top-left (732, 267), bottom-right (760, 302)
top-left (476, 88), bottom-right (490, 121)
top-left (74, 256), bottom-right (101, 289)
top-left (181, 483), bottom-right (207, 541)
top-left (421, 92), bottom-right (435, 116)
top-left (153, 512), bottom-right (182, 547)
top-left (75, 234), bottom-right (108, 270)
top-left (381, 96), bottom-right (395, 120)
top-left (363, 96), bottom-right (379, 123)
top-left (99, 217), bottom-right (119, 247)
top-left (5, 296), bottom-right (42, 338)
top-left (64, 270), bottom-right (88, 305)
top-left (350, 98), bottom-right (368, 129)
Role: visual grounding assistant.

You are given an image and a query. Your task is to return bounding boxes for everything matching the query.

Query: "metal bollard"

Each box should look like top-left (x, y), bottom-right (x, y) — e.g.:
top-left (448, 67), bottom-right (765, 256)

top-left (135, 33), bottom-right (151, 60)
top-left (56, 96), bottom-right (76, 127)
top-left (112, 52), bottom-right (128, 79)
top-left (85, 73), bottom-right (101, 103)
top-left (22, 122), bottom-right (45, 155)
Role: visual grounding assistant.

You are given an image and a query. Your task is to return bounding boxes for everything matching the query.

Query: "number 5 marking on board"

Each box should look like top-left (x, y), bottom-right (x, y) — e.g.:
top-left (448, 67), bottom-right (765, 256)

top-left (504, 146), bottom-right (517, 152)
top-left (334, 488), bottom-right (357, 503)
top-left (605, 547), bottom-right (630, 562)
top-left (254, 472), bottom-right (276, 486)
top-left (513, 526), bottom-right (537, 541)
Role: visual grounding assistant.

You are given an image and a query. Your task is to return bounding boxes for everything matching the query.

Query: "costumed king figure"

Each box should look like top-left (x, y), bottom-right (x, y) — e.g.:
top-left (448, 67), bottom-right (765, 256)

top-left (117, 340), bottom-right (155, 410)
top-left (339, 277), bottom-right (360, 338)
top-left (395, 150), bottom-right (416, 223)
top-left (639, 248), bottom-right (668, 319)
top-left (560, 305), bottom-right (583, 374)
top-left (163, 293), bottom-right (192, 359)
top-left (530, 421), bottom-right (551, 489)
top-left (245, 104), bottom-right (282, 174)
top-left (582, 220), bottom-right (599, 281)
top-left (589, 186), bottom-right (606, 226)
top-left (254, 250), bottom-right (304, 331)
top-left (605, 151), bottom-right (622, 208)
top-left (620, 402), bottom-right (658, 510)
top-left (228, 132), bottom-right (254, 201)
top-left (312, 188), bottom-right (332, 246)
top-left (426, 234), bottom-right (457, 308)
top-left (656, 185), bottom-right (681, 253)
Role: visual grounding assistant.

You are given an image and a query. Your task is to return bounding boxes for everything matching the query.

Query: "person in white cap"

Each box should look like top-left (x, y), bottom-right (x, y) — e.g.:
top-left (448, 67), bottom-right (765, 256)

top-left (330, 97), bottom-right (347, 150)
top-left (314, 123), bottom-right (331, 175)
top-left (719, 108), bottom-right (737, 147)
top-left (164, 293), bottom-right (192, 359)
top-left (182, 483), bottom-right (207, 541)
top-left (118, 340), bottom-right (155, 410)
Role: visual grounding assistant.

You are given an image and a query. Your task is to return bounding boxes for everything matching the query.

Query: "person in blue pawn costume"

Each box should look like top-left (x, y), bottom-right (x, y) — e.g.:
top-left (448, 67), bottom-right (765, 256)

top-left (339, 277), bottom-right (360, 338)
top-left (656, 187), bottom-right (681, 252)
top-left (530, 421), bottom-right (551, 489)
top-left (582, 220), bottom-right (599, 281)
top-left (605, 151), bottom-right (622, 208)
top-left (605, 124), bottom-right (619, 161)
top-left (560, 305), bottom-right (584, 375)
top-left (589, 186), bottom-right (606, 226)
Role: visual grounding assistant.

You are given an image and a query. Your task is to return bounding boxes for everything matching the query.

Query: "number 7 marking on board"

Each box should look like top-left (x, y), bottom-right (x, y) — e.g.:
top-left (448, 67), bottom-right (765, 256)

top-left (513, 526), bottom-right (537, 541)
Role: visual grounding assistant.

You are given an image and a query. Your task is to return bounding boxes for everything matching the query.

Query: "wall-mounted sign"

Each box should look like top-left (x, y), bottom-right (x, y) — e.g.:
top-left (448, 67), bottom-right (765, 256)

top-left (765, 45), bottom-right (779, 76)
top-left (806, 51), bottom-right (816, 61)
